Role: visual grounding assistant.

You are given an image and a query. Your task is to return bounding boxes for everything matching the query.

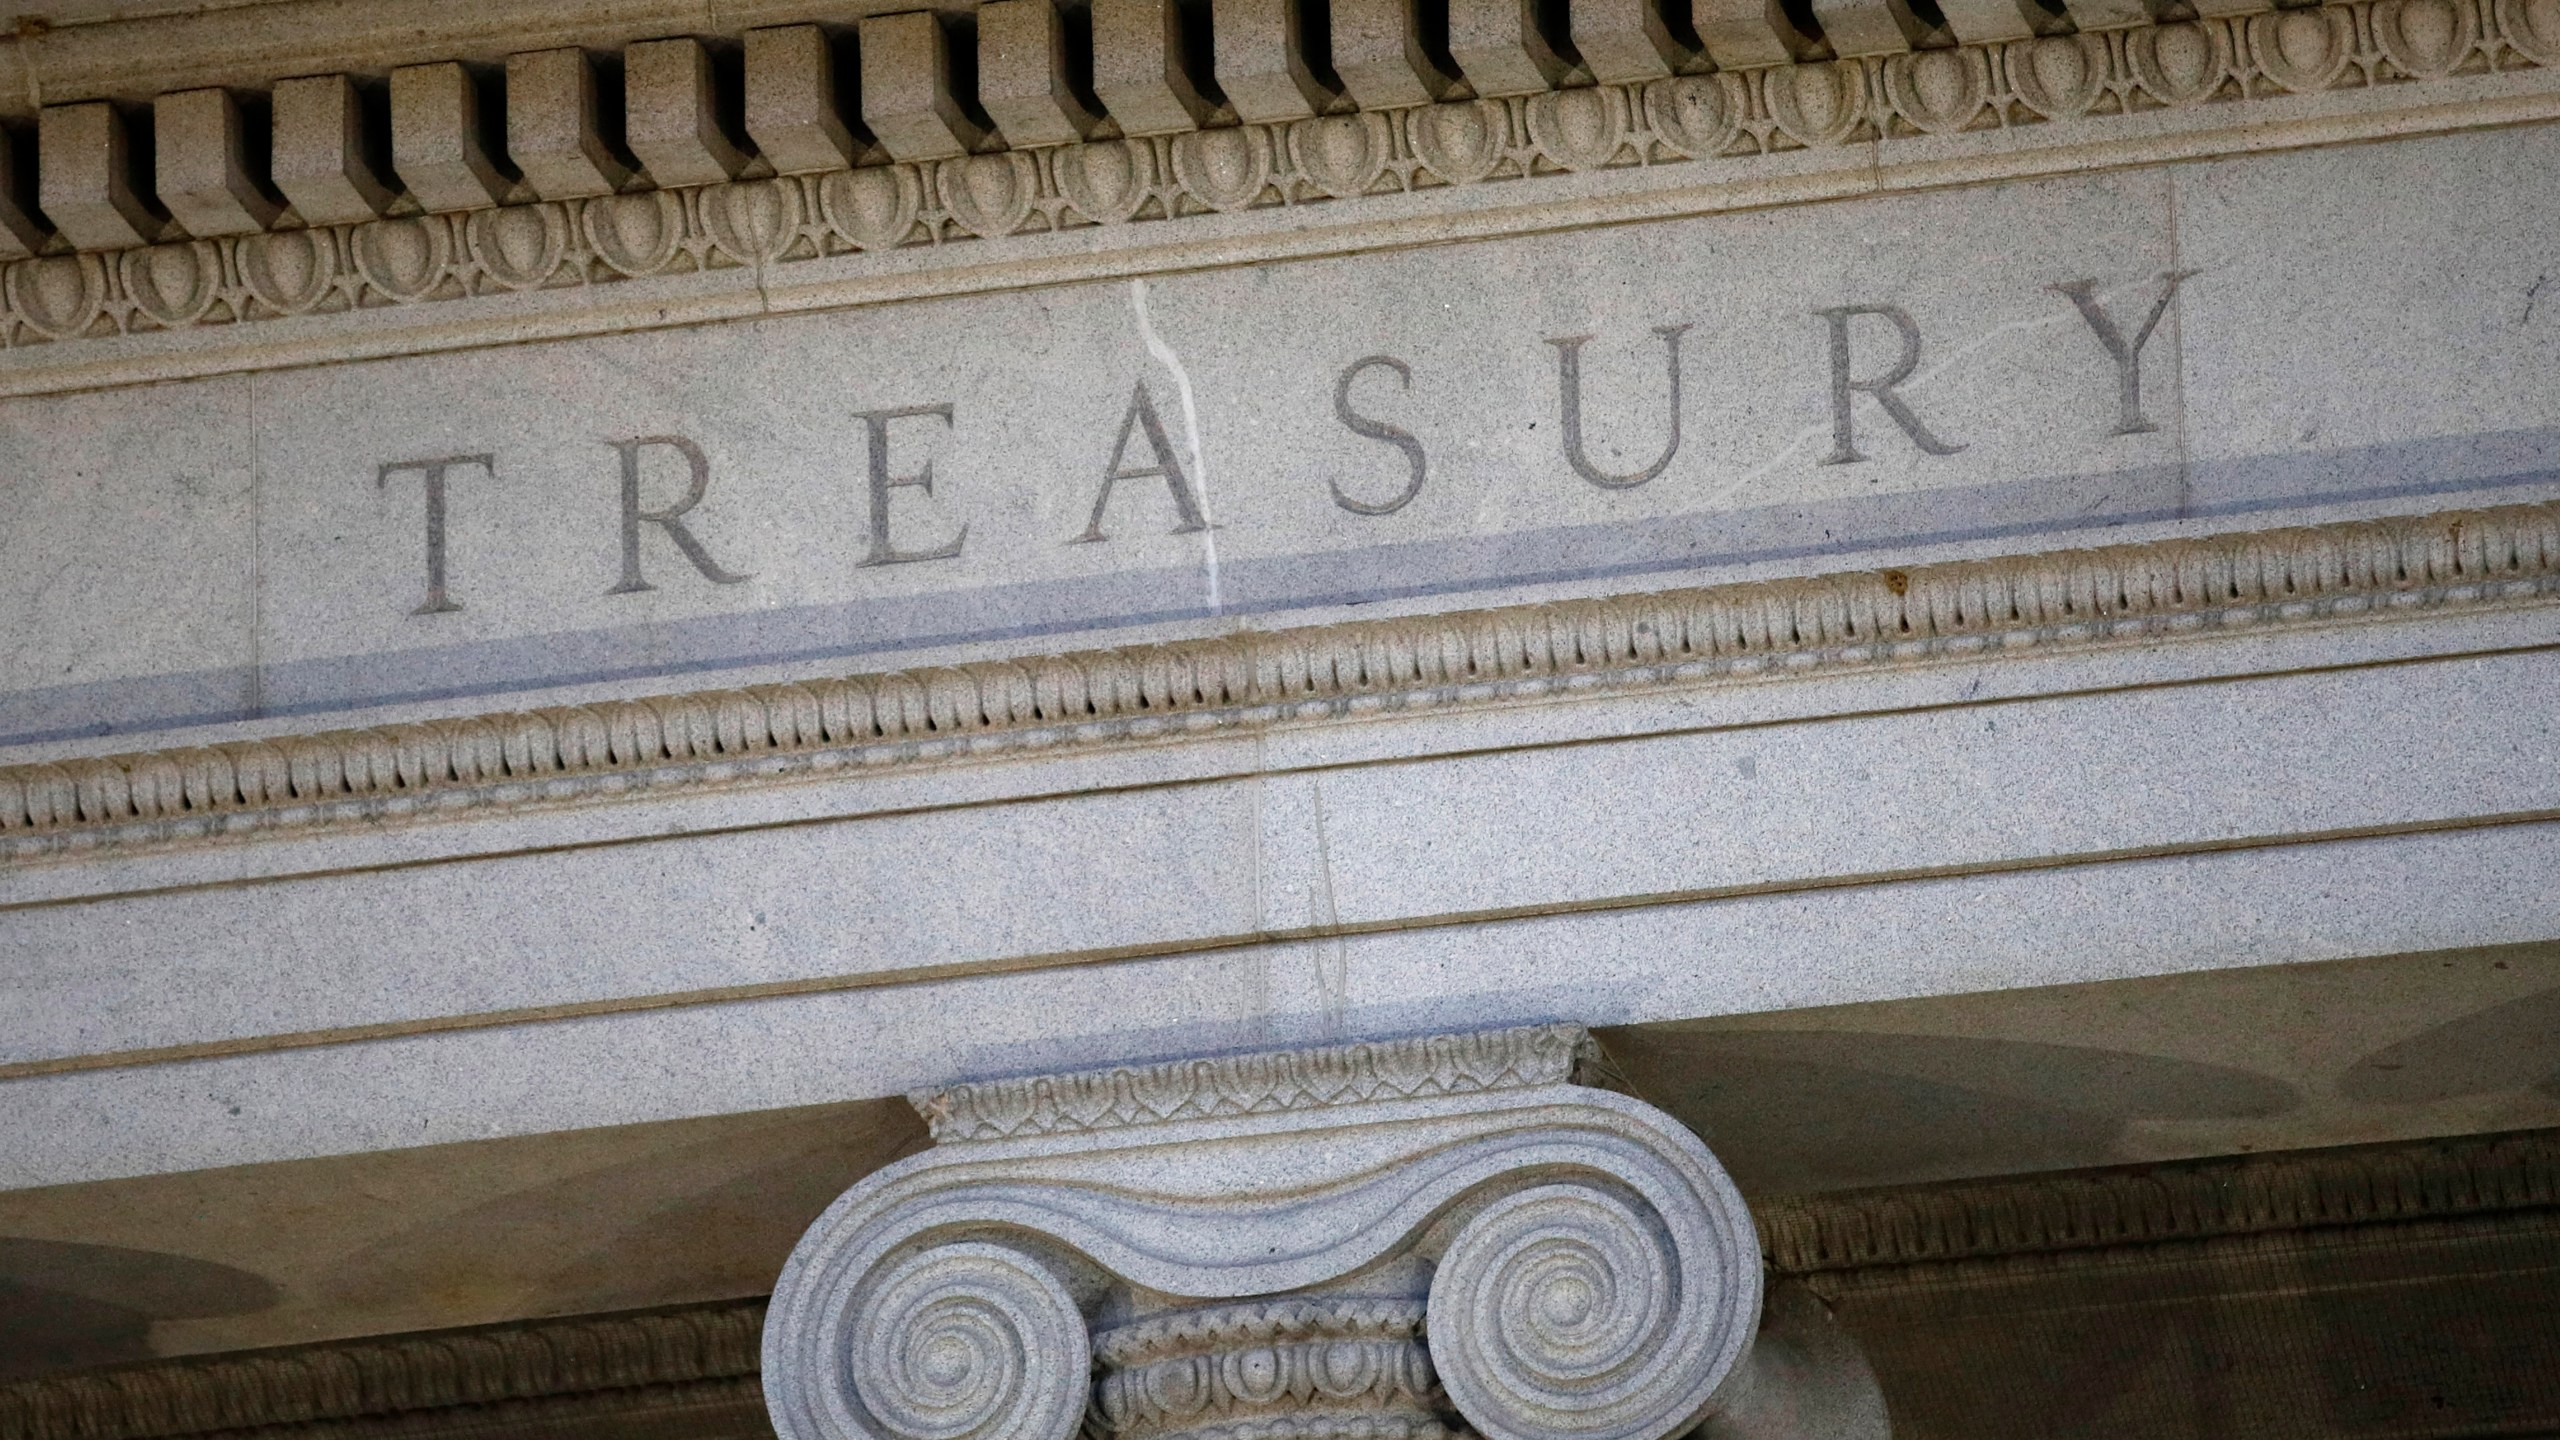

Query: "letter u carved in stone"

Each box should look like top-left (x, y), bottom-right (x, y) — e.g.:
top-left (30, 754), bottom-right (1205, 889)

top-left (762, 1026), bottom-right (1881, 1440)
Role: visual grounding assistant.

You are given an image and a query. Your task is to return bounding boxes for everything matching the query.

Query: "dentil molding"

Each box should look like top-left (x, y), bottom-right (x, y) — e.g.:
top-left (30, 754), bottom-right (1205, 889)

top-left (2, 499), bottom-right (2553, 866)
top-left (5, 0), bottom-right (2560, 393)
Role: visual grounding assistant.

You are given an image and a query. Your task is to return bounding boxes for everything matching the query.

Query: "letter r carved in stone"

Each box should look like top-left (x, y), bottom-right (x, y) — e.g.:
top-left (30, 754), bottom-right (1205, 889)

top-left (606, 436), bottom-right (753, 594)
top-left (1815, 305), bottom-right (1964, 465)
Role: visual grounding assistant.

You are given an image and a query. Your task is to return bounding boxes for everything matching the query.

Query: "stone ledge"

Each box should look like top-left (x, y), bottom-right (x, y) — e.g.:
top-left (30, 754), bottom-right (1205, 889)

top-left (0, 1301), bottom-right (768, 1440)
top-left (3, 499), bottom-right (2554, 866)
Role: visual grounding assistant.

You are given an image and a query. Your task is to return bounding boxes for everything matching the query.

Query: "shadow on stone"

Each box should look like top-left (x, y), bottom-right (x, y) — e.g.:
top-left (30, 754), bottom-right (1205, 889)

top-left (2339, 985), bottom-right (2560, 1104)
top-left (1602, 1028), bottom-right (2300, 1195)
top-left (0, 1238), bottom-right (280, 1380)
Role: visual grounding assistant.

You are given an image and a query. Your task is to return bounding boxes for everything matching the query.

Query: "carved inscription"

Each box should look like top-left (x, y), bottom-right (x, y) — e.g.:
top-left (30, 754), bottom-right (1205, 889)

top-left (607, 436), bottom-right (751, 594)
top-left (1815, 306), bottom-right (1964, 465)
top-left (2051, 272), bottom-right (2196, 436)
top-left (856, 405), bottom-right (967, 567)
top-left (1084, 384), bottom-right (1213, 543)
top-left (1550, 326), bottom-right (1692, 491)
top-left (364, 275), bottom-right (2184, 616)
top-left (376, 453), bottom-right (498, 615)
top-left (1332, 357), bottom-right (1427, 517)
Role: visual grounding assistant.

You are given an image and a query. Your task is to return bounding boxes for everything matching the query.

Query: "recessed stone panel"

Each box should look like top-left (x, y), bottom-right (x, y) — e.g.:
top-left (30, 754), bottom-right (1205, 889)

top-left (7, 126), bottom-right (2560, 754)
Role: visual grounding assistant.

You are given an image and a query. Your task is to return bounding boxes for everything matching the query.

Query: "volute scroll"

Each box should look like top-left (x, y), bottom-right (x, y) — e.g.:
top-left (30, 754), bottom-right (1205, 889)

top-left (764, 1026), bottom-right (1861, 1440)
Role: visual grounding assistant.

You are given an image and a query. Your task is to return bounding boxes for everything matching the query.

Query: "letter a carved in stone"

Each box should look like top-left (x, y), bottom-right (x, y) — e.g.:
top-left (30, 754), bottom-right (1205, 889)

top-left (1080, 382), bottom-right (1211, 542)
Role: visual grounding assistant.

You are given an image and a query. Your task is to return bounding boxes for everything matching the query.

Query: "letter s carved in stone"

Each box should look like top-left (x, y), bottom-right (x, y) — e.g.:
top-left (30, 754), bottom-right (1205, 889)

top-left (1332, 355), bottom-right (1428, 516)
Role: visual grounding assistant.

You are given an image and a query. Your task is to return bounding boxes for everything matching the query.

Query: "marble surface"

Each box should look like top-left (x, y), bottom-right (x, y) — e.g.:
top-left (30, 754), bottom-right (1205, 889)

top-left (9, 124), bottom-right (2560, 753)
top-left (5, 632), bottom-right (2555, 1075)
top-left (4, 114), bottom-right (2560, 1199)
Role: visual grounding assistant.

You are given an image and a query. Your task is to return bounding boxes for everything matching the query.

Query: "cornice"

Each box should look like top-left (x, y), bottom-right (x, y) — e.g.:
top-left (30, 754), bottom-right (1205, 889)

top-left (0, 1301), bottom-right (767, 1440)
top-left (910, 1023), bottom-right (1601, 1143)
top-left (4, 499), bottom-right (2555, 866)
top-left (1757, 1126), bottom-right (2560, 1275)
top-left (6, 0), bottom-right (2560, 395)
top-left (3, 1129), bottom-right (2551, 1440)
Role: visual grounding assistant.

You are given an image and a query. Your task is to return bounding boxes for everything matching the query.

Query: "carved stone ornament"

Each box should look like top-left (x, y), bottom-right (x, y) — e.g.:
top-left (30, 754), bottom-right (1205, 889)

top-left (763, 1026), bottom-right (1786, 1440)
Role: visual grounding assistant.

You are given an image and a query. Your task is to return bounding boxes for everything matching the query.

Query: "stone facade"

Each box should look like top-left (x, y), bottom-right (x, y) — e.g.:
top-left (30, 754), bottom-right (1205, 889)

top-left (3, 0), bottom-right (2558, 1428)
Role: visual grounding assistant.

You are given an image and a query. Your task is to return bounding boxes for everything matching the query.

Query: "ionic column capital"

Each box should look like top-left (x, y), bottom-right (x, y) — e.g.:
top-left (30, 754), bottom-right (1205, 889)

top-left (763, 1025), bottom-right (1775, 1440)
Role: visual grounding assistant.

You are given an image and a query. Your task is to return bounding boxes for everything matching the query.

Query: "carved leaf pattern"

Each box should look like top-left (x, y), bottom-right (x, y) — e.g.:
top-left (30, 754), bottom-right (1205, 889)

top-left (2374, 0), bottom-right (2477, 75)
top-left (1093, 1298), bottom-right (1442, 1440)
top-left (1642, 75), bottom-right (1741, 159)
top-left (468, 205), bottom-right (570, 290)
top-left (1408, 99), bottom-right (1509, 184)
top-left (120, 242), bottom-right (221, 326)
top-left (2, 504), bottom-right (2555, 858)
top-left (1290, 115), bottom-right (1390, 199)
top-left (238, 228), bottom-right (339, 312)
top-left (1886, 48), bottom-right (1990, 133)
top-left (2008, 33), bottom-right (2109, 118)
top-left (2129, 21), bottom-right (2233, 104)
top-left (582, 191), bottom-right (685, 276)
top-left (5, 255), bottom-right (105, 338)
top-left (1765, 61), bottom-right (1867, 147)
top-left (1172, 127), bottom-right (1274, 211)
top-left (2497, 0), bottom-right (2560, 61)
top-left (1525, 87), bottom-right (1627, 171)
top-left (1056, 138), bottom-right (1156, 221)
top-left (351, 216), bottom-right (451, 301)
top-left (2250, 5), bottom-right (2357, 89)
top-left (916, 1026), bottom-right (1598, 1141)
top-left (820, 166), bottom-right (926, 248)
top-left (938, 153), bottom-right (1037, 237)
top-left (701, 178), bottom-right (802, 263)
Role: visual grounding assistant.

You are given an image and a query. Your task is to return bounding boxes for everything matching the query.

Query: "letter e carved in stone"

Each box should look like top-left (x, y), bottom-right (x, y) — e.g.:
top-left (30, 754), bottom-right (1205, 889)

top-left (855, 404), bottom-right (968, 567)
